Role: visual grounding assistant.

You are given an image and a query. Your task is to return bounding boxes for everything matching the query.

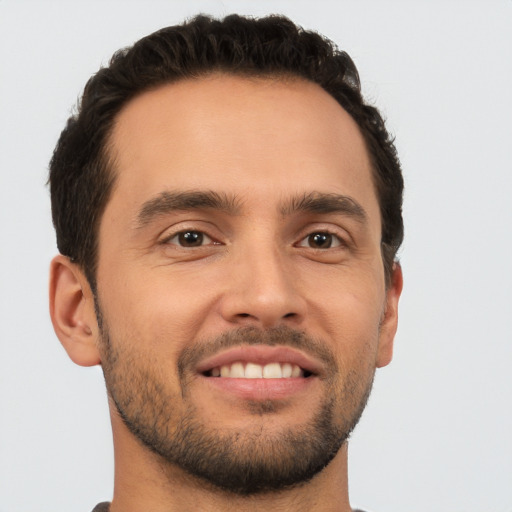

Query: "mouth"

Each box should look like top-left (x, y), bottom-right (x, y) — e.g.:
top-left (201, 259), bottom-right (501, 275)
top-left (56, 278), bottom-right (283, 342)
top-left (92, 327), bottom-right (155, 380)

top-left (197, 345), bottom-right (321, 379)
top-left (197, 345), bottom-right (323, 389)
top-left (194, 345), bottom-right (321, 402)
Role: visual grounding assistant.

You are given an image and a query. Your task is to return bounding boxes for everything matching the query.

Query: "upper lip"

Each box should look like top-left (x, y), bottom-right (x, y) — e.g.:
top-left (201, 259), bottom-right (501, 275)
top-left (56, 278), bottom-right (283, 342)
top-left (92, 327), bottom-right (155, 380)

top-left (196, 345), bottom-right (324, 376)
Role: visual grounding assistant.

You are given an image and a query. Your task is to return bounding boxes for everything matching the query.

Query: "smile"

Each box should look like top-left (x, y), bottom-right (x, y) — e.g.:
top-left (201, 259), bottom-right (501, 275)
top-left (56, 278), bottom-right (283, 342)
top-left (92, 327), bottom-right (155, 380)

top-left (205, 361), bottom-right (312, 379)
top-left (196, 345), bottom-right (321, 402)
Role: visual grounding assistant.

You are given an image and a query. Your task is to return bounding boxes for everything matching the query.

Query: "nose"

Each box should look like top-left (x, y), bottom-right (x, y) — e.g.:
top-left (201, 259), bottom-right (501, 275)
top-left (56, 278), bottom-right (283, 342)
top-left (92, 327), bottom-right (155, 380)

top-left (219, 243), bottom-right (307, 329)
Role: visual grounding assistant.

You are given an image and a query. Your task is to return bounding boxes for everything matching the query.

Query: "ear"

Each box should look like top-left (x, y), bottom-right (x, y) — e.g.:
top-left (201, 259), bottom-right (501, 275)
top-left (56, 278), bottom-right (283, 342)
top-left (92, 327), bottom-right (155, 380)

top-left (376, 262), bottom-right (403, 368)
top-left (49, 255), bottom-right (101, 366)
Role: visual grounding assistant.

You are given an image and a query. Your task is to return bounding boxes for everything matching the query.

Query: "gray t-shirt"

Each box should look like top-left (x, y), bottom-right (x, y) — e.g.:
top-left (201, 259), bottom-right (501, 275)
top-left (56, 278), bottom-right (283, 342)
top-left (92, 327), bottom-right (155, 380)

top-left (92, 504), bottom-right (367, 511)
top-left (92, 504), bottom-right (110, 512)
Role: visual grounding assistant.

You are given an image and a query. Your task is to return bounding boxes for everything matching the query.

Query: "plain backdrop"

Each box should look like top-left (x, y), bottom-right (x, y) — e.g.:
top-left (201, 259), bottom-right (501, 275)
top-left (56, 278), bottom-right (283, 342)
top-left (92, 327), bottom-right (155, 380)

top-left (1, 1), bottom-right (511, 511)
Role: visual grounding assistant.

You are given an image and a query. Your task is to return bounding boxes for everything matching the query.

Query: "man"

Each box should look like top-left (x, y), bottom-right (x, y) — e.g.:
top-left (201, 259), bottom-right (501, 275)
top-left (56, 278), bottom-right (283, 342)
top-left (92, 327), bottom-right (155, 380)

top-left (49, 14), bottom-right (403, 512)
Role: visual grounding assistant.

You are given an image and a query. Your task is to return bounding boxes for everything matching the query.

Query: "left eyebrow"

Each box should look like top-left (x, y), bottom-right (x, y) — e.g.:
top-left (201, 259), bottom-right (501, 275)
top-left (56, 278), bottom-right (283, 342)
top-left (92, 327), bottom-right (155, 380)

top-left (136, 190), bottom-right (242, 228)
top-left (280, 192), bottom-right (368, 223)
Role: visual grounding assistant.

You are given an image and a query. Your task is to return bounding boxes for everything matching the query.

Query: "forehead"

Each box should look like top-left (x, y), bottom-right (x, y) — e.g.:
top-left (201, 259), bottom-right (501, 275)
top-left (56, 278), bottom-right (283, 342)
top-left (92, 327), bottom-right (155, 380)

top-left (106, 74), bottom-right (378, 222)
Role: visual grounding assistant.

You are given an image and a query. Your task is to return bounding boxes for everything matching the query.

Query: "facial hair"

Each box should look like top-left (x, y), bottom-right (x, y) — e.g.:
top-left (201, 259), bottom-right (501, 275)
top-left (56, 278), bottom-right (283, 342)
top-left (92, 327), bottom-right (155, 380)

top-left (98, 318), bottom-right (375, 496)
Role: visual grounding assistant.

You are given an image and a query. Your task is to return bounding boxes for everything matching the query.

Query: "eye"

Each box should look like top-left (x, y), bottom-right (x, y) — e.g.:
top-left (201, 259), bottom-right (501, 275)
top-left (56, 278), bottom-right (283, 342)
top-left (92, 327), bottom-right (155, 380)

top-left (297, 232), bottom-right (343, 249)
top-left (165, 230), bottom-right (215, 247)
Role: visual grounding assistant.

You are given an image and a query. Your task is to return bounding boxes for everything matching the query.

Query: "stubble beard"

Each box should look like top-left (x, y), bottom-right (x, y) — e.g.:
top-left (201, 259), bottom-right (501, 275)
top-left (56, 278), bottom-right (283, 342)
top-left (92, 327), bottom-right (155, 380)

top-left (98, 315), bottom-right (375, 496)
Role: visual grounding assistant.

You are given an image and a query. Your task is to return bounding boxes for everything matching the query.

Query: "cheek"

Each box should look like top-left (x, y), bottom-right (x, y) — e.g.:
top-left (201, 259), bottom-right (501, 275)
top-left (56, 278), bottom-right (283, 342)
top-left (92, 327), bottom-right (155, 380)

top-left (96, 262), bottom-right (225, 371)
top-left (301, 265), bottom-right (385, 368)
top-left (304, 265), bottom-right (385, 330)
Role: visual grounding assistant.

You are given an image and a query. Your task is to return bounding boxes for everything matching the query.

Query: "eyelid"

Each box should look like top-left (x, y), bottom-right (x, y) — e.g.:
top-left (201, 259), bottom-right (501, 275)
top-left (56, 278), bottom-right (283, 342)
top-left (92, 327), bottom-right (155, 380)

top-left (296, 231), bottom-right (345, 249)
top-left (158, 223), bottom-right (223, 247)
top-left (165, 230), bottom-right (215, 247)
top-left (294, 224), bottom-right (351, 248)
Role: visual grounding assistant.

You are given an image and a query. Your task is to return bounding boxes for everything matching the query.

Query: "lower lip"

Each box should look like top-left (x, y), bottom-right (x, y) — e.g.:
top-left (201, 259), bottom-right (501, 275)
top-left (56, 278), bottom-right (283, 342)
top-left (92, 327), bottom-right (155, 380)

top-left (199, 375), bottom-right (316, 401)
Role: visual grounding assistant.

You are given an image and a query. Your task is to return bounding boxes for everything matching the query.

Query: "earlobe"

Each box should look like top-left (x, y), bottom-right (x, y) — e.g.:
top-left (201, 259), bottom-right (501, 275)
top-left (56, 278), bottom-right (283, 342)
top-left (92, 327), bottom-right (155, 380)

top-left (49, 255), bottom-right (101, 367)
top-left (376, 262), bottom-right (403, 368)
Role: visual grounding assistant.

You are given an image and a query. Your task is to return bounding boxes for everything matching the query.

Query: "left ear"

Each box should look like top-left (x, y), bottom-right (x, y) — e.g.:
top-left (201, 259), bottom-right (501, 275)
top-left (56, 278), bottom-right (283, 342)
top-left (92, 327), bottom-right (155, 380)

top-left (376, 262), bottom-right (403, 368)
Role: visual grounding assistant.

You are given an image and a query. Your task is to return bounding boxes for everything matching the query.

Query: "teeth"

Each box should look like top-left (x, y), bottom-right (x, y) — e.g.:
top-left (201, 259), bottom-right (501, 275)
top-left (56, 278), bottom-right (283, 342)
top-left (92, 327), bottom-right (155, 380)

top-left (230, 362), bottom-right (245, 378)
top-left (209, 362), bottom-right (305, 379)
top-left (291, 364), bottom-right (302, 378)
top-left (282, 363), bottom-right (292, 378)
top-left (245, 363), bottom-right (263, 378)
top-left (263, 362), bottom-right (282, 378)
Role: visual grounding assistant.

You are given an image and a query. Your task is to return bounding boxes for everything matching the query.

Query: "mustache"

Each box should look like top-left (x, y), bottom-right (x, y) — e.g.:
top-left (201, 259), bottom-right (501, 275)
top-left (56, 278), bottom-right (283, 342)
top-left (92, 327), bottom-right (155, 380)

top-left (177, 325), bottom-right (337, 379)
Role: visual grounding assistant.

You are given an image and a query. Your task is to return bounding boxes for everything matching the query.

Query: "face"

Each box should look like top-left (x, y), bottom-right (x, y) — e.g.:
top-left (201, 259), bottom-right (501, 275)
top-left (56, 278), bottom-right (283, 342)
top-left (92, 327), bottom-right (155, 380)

top-left (94, 75), bottom-right (400, 494)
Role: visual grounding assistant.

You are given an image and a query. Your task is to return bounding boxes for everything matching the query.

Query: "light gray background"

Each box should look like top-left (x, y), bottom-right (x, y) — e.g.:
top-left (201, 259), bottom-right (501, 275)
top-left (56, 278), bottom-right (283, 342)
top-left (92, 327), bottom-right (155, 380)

top-left (1, 1), bottom-right (511, 511)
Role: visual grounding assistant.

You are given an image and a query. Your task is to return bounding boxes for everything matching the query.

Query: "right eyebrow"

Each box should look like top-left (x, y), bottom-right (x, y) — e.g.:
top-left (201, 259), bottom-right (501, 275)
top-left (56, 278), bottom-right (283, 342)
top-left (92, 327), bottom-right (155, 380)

top-left (135, 190), bottom-right (242, 228)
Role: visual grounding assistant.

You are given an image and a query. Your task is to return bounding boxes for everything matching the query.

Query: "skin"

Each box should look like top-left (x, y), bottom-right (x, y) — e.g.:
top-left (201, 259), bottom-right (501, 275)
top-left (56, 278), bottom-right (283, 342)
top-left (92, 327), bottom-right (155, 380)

top-left (50, 74), bottom-right (402, 512)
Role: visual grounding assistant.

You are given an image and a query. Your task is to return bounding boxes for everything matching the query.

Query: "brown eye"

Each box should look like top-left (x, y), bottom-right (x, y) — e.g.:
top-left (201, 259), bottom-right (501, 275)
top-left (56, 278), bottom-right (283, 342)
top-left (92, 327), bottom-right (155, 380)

top-left (167, 230), bottom-right (212, 247)
top-left (298, 232), bottom-right (342, 249)
top-left (179, 231), bottom-right (203, 246)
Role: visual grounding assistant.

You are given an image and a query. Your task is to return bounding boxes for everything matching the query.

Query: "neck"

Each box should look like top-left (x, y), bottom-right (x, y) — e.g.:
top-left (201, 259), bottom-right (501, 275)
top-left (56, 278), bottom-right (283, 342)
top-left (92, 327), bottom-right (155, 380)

top-left (108, 411), bottom-right (353, 512)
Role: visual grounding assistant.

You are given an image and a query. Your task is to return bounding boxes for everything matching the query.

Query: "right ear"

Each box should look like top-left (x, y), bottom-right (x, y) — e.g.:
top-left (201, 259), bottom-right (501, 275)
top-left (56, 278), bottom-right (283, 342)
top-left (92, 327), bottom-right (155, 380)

top-left (49, 255), bottom-right (101, 366)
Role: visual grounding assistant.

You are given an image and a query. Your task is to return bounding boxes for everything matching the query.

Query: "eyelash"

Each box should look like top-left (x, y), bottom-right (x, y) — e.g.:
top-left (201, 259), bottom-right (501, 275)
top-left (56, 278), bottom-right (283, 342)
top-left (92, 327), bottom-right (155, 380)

top-left (161, 230), bottom-right (219, 248)
top-left (296, 231), bottom-right (347, 250)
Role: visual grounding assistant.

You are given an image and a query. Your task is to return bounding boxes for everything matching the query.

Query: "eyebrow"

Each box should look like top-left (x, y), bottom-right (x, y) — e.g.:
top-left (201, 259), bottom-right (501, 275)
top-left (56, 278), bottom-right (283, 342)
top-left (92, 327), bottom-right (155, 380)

top-left (136, 190), bottom-right (242, 228)
top-left (136, 189), bottom-right (367, 229)
top-left (280, 192), bottom-right (368, 222)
